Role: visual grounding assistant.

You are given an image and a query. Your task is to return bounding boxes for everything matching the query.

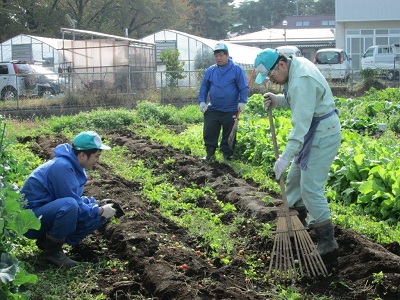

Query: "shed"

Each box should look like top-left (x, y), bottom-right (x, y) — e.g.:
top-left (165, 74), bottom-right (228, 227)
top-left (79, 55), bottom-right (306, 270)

top-left (59, 28), bottom-right (155, 91)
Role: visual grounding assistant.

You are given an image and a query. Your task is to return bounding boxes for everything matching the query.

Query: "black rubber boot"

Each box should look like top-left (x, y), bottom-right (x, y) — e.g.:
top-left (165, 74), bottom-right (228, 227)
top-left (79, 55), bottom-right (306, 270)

top-left (314, 220), bottom-right (339, 258)
top-left (35, 236), bottom-right (46, 251)
top-left (203, 146), bottom-right (216, 162)
top-left (223, 153), bottom-right (233, 161)
top-left (292, 206), bottom-right (308, 228)
top-left (44, 234), bottom-right (78, 267)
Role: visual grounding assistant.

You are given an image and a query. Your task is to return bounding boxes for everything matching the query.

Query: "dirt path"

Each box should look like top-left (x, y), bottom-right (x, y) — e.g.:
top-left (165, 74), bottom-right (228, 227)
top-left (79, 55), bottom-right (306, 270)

top-left (24, 130), bottom-right (400, 299)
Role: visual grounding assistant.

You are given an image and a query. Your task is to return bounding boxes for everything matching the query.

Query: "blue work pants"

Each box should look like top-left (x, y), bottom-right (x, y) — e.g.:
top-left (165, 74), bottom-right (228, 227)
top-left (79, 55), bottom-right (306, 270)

top-left (24, 197), bottom-right (104, 246)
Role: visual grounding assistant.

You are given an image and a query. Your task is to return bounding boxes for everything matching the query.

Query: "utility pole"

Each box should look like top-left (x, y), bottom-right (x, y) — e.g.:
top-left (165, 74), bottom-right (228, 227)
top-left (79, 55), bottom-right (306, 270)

top-left (283, 20), bottom-right (288, 42)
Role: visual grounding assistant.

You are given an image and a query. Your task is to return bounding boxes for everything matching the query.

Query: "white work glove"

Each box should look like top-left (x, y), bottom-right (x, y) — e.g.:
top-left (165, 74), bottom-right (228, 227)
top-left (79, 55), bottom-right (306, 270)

top-left (273, 155), bottom-right (290, 180)
top-left (199, 102), bottom-right (208, 113)
top-left (101, 204), bottom-right (116, 219)
top-left (238, 103), bottom-right (246, 112)
top-left (263, 93), bottom-right (278, 111)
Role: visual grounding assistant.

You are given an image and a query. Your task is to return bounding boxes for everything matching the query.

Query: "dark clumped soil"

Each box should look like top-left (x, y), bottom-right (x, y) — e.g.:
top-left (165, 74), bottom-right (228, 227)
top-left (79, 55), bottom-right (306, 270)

top-left (23, 130), bottom-right (400, 300)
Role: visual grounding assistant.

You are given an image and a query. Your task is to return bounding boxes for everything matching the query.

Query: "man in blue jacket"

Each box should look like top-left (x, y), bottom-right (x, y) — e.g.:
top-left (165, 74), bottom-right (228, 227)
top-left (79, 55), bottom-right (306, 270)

top-left (22, 131), bottom-right (117, 267)
top-left (198, 43), bottom-right (249, 161)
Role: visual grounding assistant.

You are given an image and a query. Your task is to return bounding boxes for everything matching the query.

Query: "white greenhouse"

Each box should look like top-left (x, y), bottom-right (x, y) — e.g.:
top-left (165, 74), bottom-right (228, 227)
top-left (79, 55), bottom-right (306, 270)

top-left (0, 30), bottom-right (156, 93)
top-left (141, 29), bottom-right (262, 88)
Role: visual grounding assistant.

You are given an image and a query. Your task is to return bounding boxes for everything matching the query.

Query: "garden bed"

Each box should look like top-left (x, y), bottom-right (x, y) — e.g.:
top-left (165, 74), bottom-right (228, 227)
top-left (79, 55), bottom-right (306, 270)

top-left (23, 130), bottom-right (400, 300)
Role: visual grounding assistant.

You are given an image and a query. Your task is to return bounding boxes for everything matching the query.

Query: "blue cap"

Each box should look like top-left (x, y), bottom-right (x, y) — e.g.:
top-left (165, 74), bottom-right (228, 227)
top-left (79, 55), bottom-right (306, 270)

top-left (73, 131), bottom-right (111, 151)
top-left (214, 43), bottom-right (228, 52)
top-left (254, 48), bottom-right (279, 84)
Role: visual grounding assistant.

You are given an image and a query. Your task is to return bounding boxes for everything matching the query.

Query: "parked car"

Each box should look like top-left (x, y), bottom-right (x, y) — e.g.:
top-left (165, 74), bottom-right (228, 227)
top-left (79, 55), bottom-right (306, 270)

top-left (314, 48), bottom-right (351, 81)
top-left (361, 44), bottom-right (400, 80)
top-left (275, 45), bottom-right (302, 58)
top-left (30, 64), bottom-right (64, 97)
top-left (0, 61), bottom-right (38, 100)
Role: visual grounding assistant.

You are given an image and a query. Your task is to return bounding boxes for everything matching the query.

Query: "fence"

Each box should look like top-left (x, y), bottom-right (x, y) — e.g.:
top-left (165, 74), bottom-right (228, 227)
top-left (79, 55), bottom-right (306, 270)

top-left (58, 67), bottom-right (400, 97)
top-left (61, 68), bottom-right (205, 94)
top-left (1, 68), bottom-right (399, 113)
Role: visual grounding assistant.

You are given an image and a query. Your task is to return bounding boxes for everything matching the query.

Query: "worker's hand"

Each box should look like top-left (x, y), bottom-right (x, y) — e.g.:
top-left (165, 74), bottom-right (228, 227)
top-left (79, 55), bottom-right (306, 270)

top-left (199, 102), bottom-right (208, 113)
top-left (274, 155), bottom-right (290, 180)
top-left (263, 93), bottom-right (278, 111)
top-left (101, 199), bottom-right (125, 218)
top-left (238, 103), bottom-right (246, 112)
top-left (101, 204), bottom-right (116, 219)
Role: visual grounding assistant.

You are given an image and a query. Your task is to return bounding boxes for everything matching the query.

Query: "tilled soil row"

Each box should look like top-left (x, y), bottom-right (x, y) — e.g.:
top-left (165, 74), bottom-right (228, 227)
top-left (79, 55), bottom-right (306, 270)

top-left (26, 130), bottom-right (400, 299)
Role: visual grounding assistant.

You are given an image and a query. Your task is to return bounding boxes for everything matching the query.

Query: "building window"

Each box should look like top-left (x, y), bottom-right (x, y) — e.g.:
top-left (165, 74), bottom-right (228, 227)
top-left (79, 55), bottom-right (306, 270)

top-left (347, 30), bottom-right (360, 35)
top-left (322, 20), bottom-right (335, 26)
top-left (376, 29), bottom-right (388, 35)
top-left (361, 30), bottom-right (374, 35)
top-left (296, 21), bottom-right (310, 27)
top-left (376, 37), bottom-right (389, 45)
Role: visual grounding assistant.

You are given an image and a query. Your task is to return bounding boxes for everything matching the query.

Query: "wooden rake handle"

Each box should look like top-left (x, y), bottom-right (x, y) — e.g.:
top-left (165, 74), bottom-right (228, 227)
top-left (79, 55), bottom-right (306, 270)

top-left (267, 108), bottom-right (293, 232)
top-left (228, 68), bottom-right (256, 150)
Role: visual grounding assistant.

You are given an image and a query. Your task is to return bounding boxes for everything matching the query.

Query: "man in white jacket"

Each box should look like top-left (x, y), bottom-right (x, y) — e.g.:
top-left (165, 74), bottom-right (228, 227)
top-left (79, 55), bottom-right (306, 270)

top-left (254, 48), bottom-right (342, 260)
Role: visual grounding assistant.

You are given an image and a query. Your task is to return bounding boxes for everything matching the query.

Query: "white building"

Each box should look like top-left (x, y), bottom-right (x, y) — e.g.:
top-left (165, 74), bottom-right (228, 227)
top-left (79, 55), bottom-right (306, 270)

top-left (336, 0), bottom-right (400, 69)
top-left (225, 28), bottom-right (335, 61)
top-left (225, 1), bottom-right (400, 69)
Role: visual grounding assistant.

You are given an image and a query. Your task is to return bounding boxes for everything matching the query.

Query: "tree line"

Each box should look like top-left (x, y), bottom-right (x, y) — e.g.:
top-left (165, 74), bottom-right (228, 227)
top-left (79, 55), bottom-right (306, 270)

top-left (0, 0), bottom-right (334, 42)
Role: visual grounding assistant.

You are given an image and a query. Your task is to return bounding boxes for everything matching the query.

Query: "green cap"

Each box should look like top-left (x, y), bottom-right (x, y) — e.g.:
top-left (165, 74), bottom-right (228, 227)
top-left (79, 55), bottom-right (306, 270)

top-left (254, 48), bottom-right (279, 84)
top-left (72, 131), bottom-right (111, 151)
top-left (214, 43), bottom-right (228, 52)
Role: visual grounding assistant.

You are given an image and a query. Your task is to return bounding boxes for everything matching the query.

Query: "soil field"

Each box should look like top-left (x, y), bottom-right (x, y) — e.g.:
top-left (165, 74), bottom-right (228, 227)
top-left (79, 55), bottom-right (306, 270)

top-left (22, 130), bottom-right (400, 300)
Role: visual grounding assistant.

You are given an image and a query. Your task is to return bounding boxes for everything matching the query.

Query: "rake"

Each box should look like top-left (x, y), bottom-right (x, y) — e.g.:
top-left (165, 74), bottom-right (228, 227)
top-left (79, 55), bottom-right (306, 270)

top-left (228, 68), bottom-right (256, 150)
top-left (267, 108), bottom-right (328, 282)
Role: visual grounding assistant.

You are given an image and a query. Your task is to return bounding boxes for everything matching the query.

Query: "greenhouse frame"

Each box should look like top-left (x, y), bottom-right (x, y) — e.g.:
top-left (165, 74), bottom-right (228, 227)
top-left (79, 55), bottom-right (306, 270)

top-left (141, 29), bottom-right (262, 88)
top-left (0, 30), bottom-right (156, 93)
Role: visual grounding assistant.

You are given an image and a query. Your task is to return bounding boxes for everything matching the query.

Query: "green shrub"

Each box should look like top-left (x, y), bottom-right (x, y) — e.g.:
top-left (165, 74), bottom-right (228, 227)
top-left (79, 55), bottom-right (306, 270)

top-left (0, 120), bottom-right (41, 299)
top-left (48, 109), bottom-right (135, 133)
top-left (135, 101), bottom-right (177, 124)
top-left (135, 101), bottom-right (202, 125)
top-left (388, 114), bottom-right (400, 133)
top-left (360, 68), bottom-right (380, 80)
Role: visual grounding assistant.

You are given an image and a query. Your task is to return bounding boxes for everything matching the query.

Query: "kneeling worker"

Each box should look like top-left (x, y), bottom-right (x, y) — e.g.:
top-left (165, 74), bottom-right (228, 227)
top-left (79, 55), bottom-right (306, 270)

top-left (22, 131), bottom-right (117, 267)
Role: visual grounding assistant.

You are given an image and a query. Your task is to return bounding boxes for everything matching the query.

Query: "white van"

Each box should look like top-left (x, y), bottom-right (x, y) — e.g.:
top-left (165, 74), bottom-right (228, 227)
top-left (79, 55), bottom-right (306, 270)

top-left (275, 46), bottom-right (302, 58)
top-left (314, 48), bottom-right (351, 81)
top-left (0, 61), bottom-right (38, 100)
top-left (361, 44), bottom-right (400, 80)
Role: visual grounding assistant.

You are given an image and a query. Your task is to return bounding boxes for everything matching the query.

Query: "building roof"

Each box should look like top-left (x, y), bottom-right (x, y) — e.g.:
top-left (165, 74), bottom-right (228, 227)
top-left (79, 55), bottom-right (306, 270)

top-left (274, 15), bottom-right (335, 29)
top-left (225, 28), bottom-right (335, 48)
top-left (60, 28), bottom-right (155, 47)
top-left (2, 29), bottom-right (155, 51)
top-left (24, 35), bottom-right (64, 50)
